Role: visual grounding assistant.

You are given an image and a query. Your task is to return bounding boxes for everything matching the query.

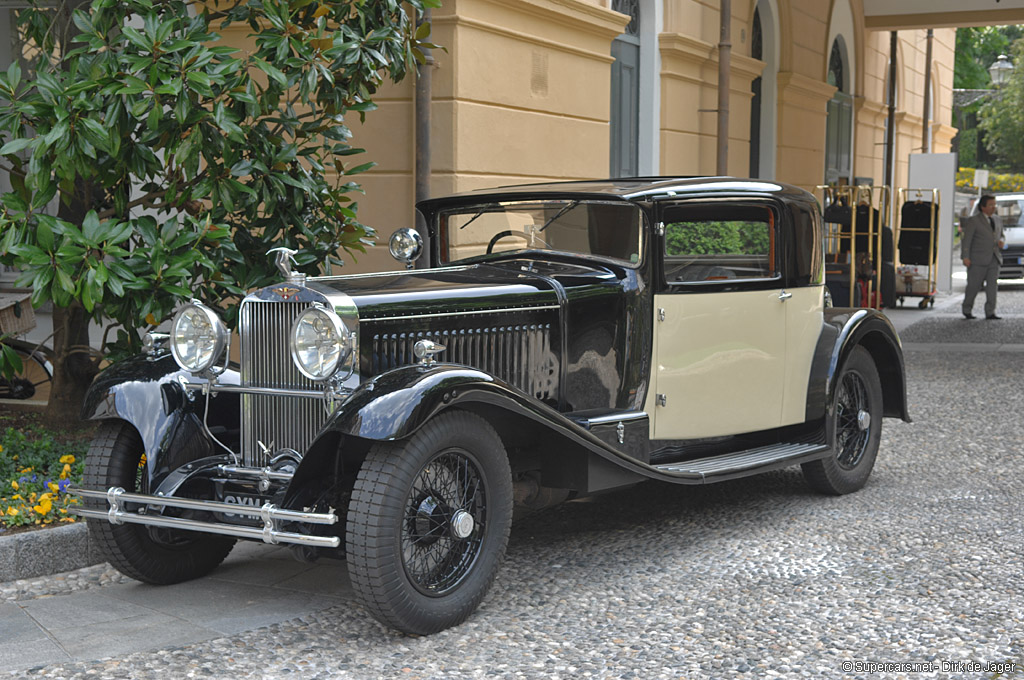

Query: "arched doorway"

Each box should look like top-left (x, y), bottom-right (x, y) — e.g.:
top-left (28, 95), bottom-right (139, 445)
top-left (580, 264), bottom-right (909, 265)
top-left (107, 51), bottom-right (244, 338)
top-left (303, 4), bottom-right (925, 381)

top-left (749, 0), bottom-right (779, 180)
top-left (610, 0), bottom-right (640, 177)
top-left (825, 38), bottom-right (853, 184)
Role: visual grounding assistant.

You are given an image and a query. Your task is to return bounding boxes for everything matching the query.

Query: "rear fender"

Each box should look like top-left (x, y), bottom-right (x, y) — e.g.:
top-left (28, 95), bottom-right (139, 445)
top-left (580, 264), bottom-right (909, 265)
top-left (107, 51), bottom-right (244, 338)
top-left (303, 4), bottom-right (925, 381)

top-left (819, 309), bottom-right (910, 423)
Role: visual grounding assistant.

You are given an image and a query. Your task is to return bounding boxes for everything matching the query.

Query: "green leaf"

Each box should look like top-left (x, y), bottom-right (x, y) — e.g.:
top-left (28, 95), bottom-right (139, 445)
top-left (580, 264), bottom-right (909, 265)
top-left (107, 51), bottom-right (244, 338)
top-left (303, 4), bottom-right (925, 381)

top-left (82, 211), bottom-right (101, 244)
top-left (0, 138), bottom-right (32, 156)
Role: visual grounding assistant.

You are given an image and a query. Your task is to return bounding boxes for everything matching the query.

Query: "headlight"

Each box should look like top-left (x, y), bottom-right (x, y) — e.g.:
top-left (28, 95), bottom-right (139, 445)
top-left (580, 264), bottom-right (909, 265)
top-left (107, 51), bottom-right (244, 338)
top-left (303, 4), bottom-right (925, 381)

top-left (291, 306), bottom-right (351, 381)
top-left (170, 302), bottom-right (230, 374)
top-left (389, 228), bottom-right (423, 266)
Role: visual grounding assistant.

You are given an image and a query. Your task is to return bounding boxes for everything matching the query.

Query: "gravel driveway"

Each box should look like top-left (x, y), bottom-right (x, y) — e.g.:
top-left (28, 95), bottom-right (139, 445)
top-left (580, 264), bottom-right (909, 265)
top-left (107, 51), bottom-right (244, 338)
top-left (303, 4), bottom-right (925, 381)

top-left (5, 290), bottom-right (1024, 680)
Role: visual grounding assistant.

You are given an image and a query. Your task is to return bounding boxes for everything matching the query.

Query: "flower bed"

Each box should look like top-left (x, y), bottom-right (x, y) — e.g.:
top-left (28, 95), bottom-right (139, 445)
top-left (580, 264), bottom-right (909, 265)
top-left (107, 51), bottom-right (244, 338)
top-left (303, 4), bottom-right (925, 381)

top-left (0, 425), bottom-right (87, 535)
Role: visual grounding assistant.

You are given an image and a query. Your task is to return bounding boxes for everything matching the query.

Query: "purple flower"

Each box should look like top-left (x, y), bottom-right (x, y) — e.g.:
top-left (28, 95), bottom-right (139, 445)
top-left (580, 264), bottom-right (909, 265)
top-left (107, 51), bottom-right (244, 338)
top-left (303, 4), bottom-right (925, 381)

top-left (57, 479), bottom-right (71, 493)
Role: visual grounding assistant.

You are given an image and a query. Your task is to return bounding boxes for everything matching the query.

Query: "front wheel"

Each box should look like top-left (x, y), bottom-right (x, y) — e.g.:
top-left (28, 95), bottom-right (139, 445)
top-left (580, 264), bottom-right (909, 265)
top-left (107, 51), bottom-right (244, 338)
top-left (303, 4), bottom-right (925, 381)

top-left (83, 420), bottom-right (235, 584)
top-left (346, 410), bottom-right (513, 635)
top-left (802, 346), bottom-right (883, 495)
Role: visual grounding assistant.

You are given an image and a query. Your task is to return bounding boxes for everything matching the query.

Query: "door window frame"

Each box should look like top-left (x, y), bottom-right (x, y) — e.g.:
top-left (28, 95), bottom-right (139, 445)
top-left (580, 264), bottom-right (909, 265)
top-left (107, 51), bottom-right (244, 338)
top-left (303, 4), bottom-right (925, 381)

top-left (655, 198), bottom-right (784, 293)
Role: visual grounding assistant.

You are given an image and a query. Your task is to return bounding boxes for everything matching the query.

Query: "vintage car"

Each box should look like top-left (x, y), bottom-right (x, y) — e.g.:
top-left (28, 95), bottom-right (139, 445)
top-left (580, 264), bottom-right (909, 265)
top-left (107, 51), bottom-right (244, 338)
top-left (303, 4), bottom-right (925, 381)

top-left (71, 177), bottom-right (909, 635)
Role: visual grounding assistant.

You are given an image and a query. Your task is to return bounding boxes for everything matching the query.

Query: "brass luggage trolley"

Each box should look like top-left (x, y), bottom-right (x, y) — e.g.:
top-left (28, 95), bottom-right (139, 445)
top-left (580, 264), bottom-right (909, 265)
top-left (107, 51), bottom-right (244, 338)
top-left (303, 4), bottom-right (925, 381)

top-left (895, 188), bottom-right (940, 308)
top-left (817, 184), bottom-right (894, 310)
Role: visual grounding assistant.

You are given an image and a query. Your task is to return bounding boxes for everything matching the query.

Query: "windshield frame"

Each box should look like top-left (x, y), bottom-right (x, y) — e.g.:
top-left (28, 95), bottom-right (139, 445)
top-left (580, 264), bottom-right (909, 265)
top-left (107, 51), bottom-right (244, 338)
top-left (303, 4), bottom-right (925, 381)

top-left (435, 198), bottom-right (647, 269)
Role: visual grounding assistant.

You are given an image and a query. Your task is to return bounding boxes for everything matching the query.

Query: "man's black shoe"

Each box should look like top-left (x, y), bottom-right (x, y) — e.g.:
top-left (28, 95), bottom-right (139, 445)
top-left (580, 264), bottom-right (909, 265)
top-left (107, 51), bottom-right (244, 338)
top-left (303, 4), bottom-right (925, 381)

top-left (963, 313), bottom-right (976, 319)
top-left (986, 314), bottom-right (1002, 320)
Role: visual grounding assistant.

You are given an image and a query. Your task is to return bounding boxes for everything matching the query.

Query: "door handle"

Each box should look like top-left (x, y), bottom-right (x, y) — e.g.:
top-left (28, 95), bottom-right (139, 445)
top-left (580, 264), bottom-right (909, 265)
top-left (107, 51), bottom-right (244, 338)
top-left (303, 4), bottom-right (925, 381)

top-left (778, 290), bottom-right (793, 301)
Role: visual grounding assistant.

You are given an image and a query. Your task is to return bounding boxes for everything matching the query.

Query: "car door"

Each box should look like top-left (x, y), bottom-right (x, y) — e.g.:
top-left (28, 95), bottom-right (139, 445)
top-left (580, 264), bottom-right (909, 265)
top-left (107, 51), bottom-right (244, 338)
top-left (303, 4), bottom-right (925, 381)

top-left (648, 199), bottom-right (789, 439)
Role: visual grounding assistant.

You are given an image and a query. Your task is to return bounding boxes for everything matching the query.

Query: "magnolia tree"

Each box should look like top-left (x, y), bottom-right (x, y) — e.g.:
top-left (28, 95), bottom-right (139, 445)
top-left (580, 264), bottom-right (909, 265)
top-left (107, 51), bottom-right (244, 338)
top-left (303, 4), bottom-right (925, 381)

top-left (0, 0), bottom-right (439, 425)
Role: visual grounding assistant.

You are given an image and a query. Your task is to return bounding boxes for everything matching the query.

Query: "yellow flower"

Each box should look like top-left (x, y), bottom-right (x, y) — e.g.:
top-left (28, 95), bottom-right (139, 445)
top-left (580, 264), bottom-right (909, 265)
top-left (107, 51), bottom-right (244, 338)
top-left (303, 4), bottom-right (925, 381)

top-left (0, 444), bottom-right (3, 453)
top-left (59, 463), bottom-right (71, 480)
top-left (11, 480), bottom-right (18, 491)
top-left (33, 498), bottom-right (52, 515)
top-left (19, 467), bottom-right (32, 474)
top-left (6, 507), bottom-right (17, 516)
top-left (29, 492), bottom-right (37, 502)
top-left (39, 492), bottom-right (52, 502)
top-left (12, 494), bottom-right (22, 501)
top-left (48, 482), bottom-right (59, 494)
top-left (59, 454), bottom-right (76, 465)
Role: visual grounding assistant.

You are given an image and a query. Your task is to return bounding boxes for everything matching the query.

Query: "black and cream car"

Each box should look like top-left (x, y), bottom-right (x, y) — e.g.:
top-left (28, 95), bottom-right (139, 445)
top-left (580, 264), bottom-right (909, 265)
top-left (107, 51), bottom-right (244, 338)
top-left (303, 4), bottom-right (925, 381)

top-left (73, 177), bottom-right (909, 635)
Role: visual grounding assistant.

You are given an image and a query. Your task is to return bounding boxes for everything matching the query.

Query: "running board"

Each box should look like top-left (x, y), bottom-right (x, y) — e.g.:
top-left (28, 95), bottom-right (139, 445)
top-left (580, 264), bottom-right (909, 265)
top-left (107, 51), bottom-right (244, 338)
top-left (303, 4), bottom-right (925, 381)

top-left (69, 486), bottom-right (340, 548)
top-left (650, 442), bottom-right (829, 483)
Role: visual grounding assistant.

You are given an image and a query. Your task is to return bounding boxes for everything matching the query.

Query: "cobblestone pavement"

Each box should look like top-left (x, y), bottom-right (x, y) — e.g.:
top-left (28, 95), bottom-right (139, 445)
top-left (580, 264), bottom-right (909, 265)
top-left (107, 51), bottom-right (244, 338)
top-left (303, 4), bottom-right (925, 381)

top-left (3, 288), bottom-right (1024, 679)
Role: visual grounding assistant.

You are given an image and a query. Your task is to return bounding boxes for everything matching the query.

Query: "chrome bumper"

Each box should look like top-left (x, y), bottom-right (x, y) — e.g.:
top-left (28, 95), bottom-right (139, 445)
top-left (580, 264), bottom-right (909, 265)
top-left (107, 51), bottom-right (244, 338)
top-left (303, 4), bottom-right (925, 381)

top-left (69, 486), bottom-right (340, 548)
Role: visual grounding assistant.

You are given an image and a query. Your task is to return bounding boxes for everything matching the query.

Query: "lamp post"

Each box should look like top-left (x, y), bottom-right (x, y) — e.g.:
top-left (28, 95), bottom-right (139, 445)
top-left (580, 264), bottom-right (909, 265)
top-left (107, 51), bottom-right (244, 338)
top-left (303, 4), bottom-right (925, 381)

top-left (989, 54), bottom-right (1014, 86)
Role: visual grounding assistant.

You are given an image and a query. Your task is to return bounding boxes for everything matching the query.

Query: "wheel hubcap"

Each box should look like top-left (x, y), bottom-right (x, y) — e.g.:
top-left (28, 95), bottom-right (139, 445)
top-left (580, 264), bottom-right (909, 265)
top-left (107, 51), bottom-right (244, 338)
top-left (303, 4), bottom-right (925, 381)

top-left (857, 409), bottom-right (871, 431)
top-left (450, 509), bottom-right (475, 539)
top-left (402, 449), bottom-right (487, 596)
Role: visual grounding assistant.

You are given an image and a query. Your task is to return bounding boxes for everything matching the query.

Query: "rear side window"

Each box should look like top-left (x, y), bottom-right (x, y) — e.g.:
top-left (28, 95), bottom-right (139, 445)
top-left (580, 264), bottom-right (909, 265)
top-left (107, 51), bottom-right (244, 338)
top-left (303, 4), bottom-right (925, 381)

top-left (663, 203), bottom-right (778, 283)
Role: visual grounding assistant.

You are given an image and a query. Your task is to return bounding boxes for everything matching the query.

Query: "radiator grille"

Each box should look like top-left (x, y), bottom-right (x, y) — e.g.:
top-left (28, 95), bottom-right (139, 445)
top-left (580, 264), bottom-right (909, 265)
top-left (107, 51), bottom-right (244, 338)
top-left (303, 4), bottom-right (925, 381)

top-left (370, 325), bottom-right (557, 401)
top-left (239, 300), bottom-right (328, 467)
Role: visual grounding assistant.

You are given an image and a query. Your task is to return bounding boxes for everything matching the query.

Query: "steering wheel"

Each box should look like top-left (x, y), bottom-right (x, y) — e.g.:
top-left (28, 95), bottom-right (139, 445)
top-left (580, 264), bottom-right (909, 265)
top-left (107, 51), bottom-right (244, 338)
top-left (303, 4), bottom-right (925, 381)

top-left (486, 230), bottom-right (522, 254)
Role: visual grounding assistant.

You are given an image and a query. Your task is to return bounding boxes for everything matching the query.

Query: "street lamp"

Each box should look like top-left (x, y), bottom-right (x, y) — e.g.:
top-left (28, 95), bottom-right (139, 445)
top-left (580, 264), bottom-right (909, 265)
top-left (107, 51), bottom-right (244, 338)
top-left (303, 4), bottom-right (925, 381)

top-left (989, 54), bottom-right (1014, 86)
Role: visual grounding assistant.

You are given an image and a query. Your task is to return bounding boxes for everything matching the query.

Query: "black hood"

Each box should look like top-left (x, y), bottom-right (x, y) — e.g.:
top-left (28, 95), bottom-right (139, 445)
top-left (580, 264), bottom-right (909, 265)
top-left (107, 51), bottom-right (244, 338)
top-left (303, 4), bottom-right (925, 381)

top-left (307, 263), bottom-right (559, 320)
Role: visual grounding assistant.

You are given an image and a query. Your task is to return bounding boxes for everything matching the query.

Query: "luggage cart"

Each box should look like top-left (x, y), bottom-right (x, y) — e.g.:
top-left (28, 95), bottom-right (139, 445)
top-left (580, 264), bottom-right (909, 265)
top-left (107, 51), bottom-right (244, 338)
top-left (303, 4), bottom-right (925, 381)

top-left (817, 184), bottom-right (894, 310)
top-left (895, 188), bottom-right (940, 309)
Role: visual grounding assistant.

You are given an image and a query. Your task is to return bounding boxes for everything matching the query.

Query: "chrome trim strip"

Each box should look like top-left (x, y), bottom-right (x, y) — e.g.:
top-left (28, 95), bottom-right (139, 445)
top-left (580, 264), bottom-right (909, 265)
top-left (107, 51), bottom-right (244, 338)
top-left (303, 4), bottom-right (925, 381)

top-left (584, 411), bottom-right (649, 426)
top-left (309, 264), bottom-right (475, 282)
top-left (363, 304), bottom-right (560, 323)
top-left (184, 383), bottom-right (333, 400)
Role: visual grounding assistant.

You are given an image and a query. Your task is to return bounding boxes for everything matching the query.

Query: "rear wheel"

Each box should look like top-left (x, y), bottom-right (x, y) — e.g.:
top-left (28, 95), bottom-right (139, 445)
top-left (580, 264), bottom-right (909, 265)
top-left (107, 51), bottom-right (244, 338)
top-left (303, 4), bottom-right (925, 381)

top-left (802, 346), bottom-right (883, 495)
top-left (346, 410), bottom-right (513, 635)
top-left (83, 420), bottom-right (235, 584)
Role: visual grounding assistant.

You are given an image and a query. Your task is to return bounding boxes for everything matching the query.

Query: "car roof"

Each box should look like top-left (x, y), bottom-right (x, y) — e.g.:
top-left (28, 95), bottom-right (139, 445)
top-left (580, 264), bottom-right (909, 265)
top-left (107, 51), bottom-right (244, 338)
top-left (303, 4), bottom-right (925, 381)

top-left (417, 176), bottom-right (814, 212)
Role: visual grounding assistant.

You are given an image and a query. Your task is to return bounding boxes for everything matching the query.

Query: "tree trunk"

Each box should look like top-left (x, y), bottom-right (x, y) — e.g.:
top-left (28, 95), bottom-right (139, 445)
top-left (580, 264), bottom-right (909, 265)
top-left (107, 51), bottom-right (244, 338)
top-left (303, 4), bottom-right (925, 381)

top-left (44, 302), bottom-right (97, 429)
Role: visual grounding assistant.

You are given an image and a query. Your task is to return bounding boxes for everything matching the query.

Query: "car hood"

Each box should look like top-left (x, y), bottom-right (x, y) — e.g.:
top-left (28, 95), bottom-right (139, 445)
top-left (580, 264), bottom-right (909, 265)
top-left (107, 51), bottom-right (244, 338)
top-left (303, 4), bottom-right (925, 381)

top-left (307, 263), bottom-right (559, 320)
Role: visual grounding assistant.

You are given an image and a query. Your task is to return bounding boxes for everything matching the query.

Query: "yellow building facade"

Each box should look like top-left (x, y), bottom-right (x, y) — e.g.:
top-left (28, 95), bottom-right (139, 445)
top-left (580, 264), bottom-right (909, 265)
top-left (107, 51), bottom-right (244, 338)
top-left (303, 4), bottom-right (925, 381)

top-left (335, 1), bottom-right (991, 273)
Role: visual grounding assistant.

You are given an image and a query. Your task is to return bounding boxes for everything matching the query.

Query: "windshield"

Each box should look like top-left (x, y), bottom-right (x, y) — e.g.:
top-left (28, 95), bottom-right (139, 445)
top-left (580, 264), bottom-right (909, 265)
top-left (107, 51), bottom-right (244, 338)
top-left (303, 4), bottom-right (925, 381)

top-left (438, 200), bottom-right (644, 266)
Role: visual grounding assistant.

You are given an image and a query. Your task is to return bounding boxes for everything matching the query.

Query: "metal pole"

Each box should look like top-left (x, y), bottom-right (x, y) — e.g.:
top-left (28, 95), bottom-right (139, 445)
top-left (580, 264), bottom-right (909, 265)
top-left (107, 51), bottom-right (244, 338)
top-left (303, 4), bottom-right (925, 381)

top-left (922, 29), bottom-right (933, 153)
top-left (717, 0), bottom-right (731, 175)
top-left (884, 31), bottom-right (897, 189)
top-left (414, 9), bottom-right (433, 266)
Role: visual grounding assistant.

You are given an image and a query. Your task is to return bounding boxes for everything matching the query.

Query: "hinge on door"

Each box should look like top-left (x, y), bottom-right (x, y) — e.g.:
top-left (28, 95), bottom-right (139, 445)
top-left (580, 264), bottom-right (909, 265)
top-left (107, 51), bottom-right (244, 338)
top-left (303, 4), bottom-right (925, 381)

top-left (658, 308), bottom-right (666, 322)
top-left (656, 394), bottom-right (667, 407)
top-left (656, 222), bottom-right (665, 237)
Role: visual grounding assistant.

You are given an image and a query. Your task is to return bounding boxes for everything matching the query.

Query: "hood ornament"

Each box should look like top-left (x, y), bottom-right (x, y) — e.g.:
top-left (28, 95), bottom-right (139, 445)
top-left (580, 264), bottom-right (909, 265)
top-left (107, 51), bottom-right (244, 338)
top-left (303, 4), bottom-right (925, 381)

top-left (267, 247), bottom-right (306, 286)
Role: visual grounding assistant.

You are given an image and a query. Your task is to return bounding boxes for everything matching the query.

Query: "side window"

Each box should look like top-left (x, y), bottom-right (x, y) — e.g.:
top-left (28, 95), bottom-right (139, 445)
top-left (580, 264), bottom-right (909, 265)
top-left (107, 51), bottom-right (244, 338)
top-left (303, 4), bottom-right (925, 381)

top-left (663, 203), bottom-right (778, 283)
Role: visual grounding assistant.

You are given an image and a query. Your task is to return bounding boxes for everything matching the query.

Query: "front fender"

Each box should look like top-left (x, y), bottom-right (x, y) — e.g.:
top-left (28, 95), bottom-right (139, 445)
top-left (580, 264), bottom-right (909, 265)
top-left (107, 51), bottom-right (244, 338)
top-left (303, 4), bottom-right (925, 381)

top-left (821, 308), bottom-right (910, 422)
top-left (81, 352), bottom-right (241, 488)
top-left (324, 363), bottom-right (514, 441)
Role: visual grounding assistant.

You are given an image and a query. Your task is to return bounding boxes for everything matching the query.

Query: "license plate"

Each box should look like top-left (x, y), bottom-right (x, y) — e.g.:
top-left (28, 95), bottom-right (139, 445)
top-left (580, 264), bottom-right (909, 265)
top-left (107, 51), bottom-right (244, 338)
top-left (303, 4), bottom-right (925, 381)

top-left (217, 493), bottom-right (263, 523)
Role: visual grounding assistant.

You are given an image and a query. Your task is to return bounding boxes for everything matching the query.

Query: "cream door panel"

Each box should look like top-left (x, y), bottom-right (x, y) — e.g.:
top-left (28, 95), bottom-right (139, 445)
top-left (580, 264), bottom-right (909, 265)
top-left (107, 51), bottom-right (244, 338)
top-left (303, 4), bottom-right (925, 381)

top-left (652, 289), bottom-right (787, 439)
top-left (781, 285), bottom-right (825, 426)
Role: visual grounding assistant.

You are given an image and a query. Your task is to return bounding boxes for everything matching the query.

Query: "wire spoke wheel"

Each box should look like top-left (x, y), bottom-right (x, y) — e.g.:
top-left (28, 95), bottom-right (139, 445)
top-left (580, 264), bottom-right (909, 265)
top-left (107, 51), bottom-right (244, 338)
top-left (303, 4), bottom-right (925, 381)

top-left (347, 410), bottom-right (513, 635)
top-left (403, 449), bottom-right (487, 596)
top-left (802, 346), bottom-right (883, 495)
top-left (834, 371), bottom-right (870, 469)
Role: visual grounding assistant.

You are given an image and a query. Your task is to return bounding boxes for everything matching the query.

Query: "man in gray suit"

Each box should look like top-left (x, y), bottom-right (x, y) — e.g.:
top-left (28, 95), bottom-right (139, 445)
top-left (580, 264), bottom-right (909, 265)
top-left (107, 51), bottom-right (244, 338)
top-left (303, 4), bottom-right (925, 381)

top-left (961, 194), bottom-right (1005, 319)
